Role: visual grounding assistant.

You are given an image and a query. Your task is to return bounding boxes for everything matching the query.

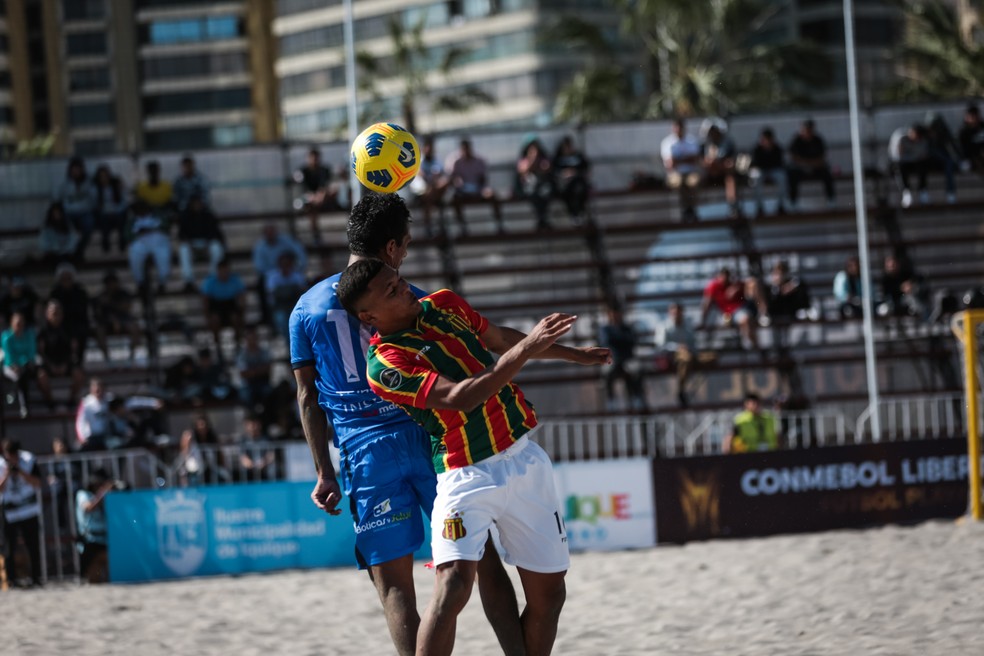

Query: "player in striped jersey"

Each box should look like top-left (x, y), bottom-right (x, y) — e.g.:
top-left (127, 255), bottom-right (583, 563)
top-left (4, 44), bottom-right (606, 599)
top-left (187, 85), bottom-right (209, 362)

top-left (290, 194), bottom-right (522, 656)
top-left (337, 258), bottom-right (611, 656)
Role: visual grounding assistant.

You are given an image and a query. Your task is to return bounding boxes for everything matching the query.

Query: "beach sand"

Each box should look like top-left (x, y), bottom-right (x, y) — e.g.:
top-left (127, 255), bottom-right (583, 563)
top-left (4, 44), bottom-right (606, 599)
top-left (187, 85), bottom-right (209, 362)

top-left (6, 519), bottom-right (983, 655)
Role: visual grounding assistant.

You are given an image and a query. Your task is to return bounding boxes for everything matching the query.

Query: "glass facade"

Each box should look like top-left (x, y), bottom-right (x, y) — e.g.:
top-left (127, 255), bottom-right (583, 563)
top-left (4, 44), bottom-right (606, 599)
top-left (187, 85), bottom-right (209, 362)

top-left (146, 16), bottom-right (241, 45)
top-left (68, 101), bottom-right (115, 127)
top-left (69, 67), bottom-right (112, 92)
top-left (143, 87), bottom-right (252, 116)
top-left (62, 0), bottom-right (106, 21)
top-left (142, 51), bottom-right (249, 80)
top-left (144, 123), bottom-right (252, 150)
top-left (66, 32), bottom-right (108, 56)
top-left (276, 0), bottom-right (341, 16)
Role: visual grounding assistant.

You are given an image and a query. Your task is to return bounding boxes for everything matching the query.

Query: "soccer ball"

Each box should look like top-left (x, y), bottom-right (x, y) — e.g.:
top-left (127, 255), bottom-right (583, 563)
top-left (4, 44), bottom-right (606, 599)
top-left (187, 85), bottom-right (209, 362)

top-left (351, 122), bottom-right (420, 194)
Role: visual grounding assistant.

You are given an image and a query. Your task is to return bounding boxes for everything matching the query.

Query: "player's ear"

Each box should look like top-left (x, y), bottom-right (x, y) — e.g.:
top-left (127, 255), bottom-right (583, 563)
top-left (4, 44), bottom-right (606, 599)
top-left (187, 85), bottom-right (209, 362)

top-left (357, 309), bottom-right (374, 325)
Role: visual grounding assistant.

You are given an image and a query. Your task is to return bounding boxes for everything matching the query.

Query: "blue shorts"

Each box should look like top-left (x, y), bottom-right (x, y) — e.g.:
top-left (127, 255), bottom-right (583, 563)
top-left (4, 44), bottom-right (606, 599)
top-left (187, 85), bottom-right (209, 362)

top-left (339, 424), bottom-right (437, 569)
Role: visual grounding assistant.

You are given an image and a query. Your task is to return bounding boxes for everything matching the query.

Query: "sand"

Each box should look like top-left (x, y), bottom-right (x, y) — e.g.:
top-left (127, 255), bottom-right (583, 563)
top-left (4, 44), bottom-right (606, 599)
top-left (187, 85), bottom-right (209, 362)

top-left (6, 520), bottom-right (983, 655)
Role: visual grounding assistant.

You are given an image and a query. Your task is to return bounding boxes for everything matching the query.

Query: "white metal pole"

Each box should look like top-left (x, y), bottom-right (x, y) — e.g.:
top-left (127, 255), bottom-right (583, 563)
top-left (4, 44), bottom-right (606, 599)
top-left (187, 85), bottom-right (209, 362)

top-left (843, 0), bottom-right (881, 440)
top-left (343, 0), bottom-right (362, 205)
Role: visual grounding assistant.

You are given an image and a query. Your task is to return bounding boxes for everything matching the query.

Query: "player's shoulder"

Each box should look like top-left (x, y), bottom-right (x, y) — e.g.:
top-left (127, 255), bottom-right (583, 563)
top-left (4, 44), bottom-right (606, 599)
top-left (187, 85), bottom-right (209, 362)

top-left (296, 273), bottom-right (343, 309)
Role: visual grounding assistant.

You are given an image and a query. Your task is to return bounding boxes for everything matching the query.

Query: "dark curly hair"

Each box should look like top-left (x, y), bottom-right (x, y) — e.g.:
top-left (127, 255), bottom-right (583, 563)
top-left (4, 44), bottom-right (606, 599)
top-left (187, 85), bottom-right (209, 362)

top-left (346, 193), bottom-right (411, 257)
top-left (337, 258), bottom-right (387, 316)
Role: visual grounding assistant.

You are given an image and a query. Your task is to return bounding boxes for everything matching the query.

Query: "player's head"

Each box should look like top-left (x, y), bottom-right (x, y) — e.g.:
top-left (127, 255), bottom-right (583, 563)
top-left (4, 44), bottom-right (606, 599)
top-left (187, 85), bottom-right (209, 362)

top-left (347, 193), bottom-right (413, 268)
top-left (337, 258), bottom-right (420, 332)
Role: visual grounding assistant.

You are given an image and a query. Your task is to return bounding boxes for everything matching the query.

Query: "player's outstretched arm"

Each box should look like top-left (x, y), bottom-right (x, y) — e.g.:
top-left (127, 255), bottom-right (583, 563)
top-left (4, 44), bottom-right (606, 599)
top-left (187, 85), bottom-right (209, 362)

top-left (426, 313), bottom-right (576, 412)
top-left (482, 319), bottom-right (611, 366)
top-left (294, 365), bottom-right (342, 515)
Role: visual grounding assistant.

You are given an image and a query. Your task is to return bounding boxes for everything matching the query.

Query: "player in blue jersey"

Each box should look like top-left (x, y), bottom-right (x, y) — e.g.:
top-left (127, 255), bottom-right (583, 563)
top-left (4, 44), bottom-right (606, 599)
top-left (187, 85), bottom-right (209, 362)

top-left (290, 193), bottom-right (522, 656)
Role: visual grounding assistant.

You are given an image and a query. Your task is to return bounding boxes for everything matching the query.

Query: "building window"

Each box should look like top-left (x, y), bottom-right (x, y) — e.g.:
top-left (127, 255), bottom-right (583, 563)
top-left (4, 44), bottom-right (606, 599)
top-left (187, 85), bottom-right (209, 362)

top-left (66, 32), bottom-right (108, 56)
top-left (276, 0), bottom-right (341, 16)
top-left (62, 0), bottom-right (105, 21)
top-left (68, 101), bottom-right (115, 127)
top-left (69, 67), bottom-right (111, 92)
top-left (143, 87), bottom-right (252, 115)
top-left (279, 67), bottom-right (346, 100)
top-left (278, 25), bottom-right (342, 57)
top-left (0, 106), bottom-right (15, 126)
top-left (147, 16), bottom-right (242, 46)
top-left (142, 51), bottom-right (250, 80)
top-left (74, 137), bottom-right (116, 156)
top-left (144, 124), bottom-right (253, 150)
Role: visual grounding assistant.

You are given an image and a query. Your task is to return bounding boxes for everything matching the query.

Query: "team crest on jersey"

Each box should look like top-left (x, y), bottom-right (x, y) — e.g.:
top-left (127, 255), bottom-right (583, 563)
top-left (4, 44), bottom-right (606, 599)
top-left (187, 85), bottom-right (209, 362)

top-left (442, 509), bottom-right (466, 541)
top-left (380, 368), bottom-right (403, 389)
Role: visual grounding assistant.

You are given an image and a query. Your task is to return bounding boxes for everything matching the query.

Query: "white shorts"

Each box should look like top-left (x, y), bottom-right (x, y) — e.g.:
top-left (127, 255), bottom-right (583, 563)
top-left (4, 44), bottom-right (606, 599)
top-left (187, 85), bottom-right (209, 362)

top-left (430, 434), bottom-right (570, 573)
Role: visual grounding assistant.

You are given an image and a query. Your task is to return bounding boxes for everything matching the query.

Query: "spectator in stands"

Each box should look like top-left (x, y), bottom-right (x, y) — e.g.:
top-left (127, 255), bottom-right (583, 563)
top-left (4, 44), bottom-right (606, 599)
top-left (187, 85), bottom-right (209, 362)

top-left (661, 118), bottom-right (703, 222)
top-left (833, 255), bottom-right (864, 319)
top-left (923, 112), bottom-right (959, 204)
top-left (723, 393), bottom-right (778, 453)
top-left (701, 123), bottom-right (740, 218)
top-left (598, 304), bottom-right (647, 412)
top-left (252, 224), bottom-right (307, 326)
top-left (2, 311), bottom-right (39, 418)
top-left (174, 411), bottom-right (226, 485)
top-left (878, 254), bottom-right (930, 320)
top-left (0, 277), bottom-right (40, 330)
top-left (888, 124), bottom-right (932, 208)
top-left (127, 200), bottom-right (172, 294)
top-left (958, 104), bottom-right (984, 172)
top-left (699, 267), bottom-right (759, 349)
top-left (266, 251), bottom-right (308, 343)
top-left (173, 424), bottom-right (206, 487)
top-left (514, 136), bottom-right (555, 231)
top-left (787, 119), bottom-right (836, 210)
top-left (294, 147), bottom-right (338, 244)
top-left (36, 299), bottom-right (85, 407)
top-left (134, 160), bottom-right (173, 218)
top-left (177, 194), bottom-right (225, 293)
top-left (92, 165), bottom-right (129, 253)
top-left (233, 414), bottom-right (276, 482)
top-left (410, 135), bottom-right (448, 236)
top-left (236, 325), bottom-right (272, 412)
top-left (75, 377), bottom-right (111, 451)
top-left (197, 347), bottom-right (235, 401)
top-left (764, 261), bottom-right (812, 325)
top-left (202, 258), bottom-right (247, 353)
top-left (92, 271), bottom-right (140, 361)
top-left (75, 468), bottom-right (113, 584)
top-left (655, 302), bottom-right (697, 408)
top-left (163, 354), bottom-right (204, 405)
top-left (445, 138), bottom-right (503, 235)
top-left (748, 127), bottom-right (789, 217)
top-left (48, 263), bottom-right (91, 366)
top-left (552, 135), bottom-right (591, 223)
top-left (38, 202), bottom-right (80, 265)
top-left (46, 437), bottom-right (76, 527)
top-left (0, 439), bottom-right (43, 588)
top-left (172, 154), bottom-right (210, 214)
top-left (55, 157), bottom-right (96, 260)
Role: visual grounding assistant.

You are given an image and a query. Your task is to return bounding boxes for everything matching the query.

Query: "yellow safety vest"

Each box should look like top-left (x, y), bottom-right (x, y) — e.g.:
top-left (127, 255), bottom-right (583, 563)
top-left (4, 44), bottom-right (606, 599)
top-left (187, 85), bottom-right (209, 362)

top-left (732, 410), bottom-right (777, 452)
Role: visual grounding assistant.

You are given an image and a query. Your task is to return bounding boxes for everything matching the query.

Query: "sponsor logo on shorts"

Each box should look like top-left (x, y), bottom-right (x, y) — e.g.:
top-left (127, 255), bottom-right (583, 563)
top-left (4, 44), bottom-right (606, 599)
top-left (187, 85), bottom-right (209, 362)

top-left (354, 510), bottom-right (412, 534)
top-left (442, 509), bottom-right (466, 541)
top-left (373, 498), bottom-right (392, 517)
top-left (380, 368), bottom-right (403, 389)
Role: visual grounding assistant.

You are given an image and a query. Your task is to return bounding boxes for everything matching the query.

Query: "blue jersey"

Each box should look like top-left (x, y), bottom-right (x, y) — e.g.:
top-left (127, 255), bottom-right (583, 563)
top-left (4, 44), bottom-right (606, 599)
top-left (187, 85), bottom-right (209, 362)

top-left (289, 272), bottom-right (426, 449)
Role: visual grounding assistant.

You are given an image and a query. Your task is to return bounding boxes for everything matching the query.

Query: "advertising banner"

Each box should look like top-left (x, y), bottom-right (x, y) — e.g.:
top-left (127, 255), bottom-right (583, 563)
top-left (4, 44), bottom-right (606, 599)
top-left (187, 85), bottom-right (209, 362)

top-left (653, 438), bottom-right (974, 543)
top-left (106, 482), bottom-right (431, 583)
top-left (553, 458), bottom-right (656, 551)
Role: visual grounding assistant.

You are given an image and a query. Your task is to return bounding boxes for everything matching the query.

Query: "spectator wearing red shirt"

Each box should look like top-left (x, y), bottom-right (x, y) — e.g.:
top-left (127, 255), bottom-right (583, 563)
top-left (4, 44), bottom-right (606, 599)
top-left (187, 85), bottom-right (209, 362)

top-left (699, 267), bottom-right (760, 349)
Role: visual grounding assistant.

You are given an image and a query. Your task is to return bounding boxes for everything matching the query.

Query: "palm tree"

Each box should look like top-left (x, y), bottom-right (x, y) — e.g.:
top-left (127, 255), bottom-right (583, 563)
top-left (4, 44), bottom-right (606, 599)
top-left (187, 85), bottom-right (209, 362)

top-left (356, 16), bottom-right (494, 134)
top-left (889, 0), bottom-right (984, 101)
top-left (548, 0), bottom-right (829, 122)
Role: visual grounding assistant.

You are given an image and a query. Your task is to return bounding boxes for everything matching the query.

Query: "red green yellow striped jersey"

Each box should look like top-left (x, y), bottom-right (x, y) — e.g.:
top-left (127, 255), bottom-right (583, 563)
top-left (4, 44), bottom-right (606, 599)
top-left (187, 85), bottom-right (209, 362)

top-left (366, 289), bottom-right (538, 473)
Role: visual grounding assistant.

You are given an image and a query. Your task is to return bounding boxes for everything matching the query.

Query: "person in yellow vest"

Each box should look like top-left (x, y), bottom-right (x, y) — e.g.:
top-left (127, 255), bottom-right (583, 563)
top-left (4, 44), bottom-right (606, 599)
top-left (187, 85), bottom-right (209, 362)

top-left (724, 393), bottom-right (778, 453)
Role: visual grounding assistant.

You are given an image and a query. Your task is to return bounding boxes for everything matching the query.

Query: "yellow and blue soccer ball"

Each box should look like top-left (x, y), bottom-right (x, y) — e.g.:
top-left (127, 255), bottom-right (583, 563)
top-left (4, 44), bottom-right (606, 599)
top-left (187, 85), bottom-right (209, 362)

top-left (351, 122), bottom-right (420, 194)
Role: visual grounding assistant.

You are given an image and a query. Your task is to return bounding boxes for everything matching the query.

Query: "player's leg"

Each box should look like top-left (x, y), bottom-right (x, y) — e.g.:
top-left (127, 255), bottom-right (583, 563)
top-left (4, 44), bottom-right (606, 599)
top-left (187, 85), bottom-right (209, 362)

top-left (417, 559), bottom-right (478, 656)
top-left (476, 534), bottom-right (524, 656)
top-left (366, 554), bottom-right (419, 656)
top-left (516, 568), bottom-right (567, 656)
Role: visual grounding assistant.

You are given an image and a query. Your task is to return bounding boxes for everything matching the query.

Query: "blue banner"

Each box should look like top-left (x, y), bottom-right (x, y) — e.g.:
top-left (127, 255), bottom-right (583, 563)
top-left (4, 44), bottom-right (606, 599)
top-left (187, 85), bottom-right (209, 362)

top-left (106, 482), bottom-right (431, 583)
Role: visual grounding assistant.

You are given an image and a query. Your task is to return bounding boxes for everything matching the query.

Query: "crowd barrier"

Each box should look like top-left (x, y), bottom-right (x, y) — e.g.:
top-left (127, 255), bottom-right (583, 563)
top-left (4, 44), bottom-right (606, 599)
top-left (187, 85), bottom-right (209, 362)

top-left (14, 410), bottom-right (979, 584)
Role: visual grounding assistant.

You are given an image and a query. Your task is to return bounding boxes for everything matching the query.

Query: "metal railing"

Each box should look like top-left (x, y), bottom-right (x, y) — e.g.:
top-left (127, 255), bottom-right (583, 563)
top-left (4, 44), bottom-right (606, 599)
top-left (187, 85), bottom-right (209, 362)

top-left (854, 393), bottom-right (970, 443)
top-left (532, 416), bottom-right (676, 462)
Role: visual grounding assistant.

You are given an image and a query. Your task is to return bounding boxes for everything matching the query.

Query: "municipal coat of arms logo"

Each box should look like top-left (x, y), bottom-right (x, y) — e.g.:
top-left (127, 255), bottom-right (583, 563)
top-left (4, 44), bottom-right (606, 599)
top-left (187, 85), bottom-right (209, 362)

top-left (155, 490), bottom-right (208, 576)
top-left (442, 509), bottom-right (466, 541)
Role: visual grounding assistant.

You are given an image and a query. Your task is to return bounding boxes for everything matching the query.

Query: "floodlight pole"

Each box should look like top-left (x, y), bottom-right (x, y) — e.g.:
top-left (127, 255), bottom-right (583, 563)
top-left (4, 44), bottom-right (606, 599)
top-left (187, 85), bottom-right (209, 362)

top-left (844, 0), bottom-right (881, 440)
top-left (343, 0), bottom-right (362, 205)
